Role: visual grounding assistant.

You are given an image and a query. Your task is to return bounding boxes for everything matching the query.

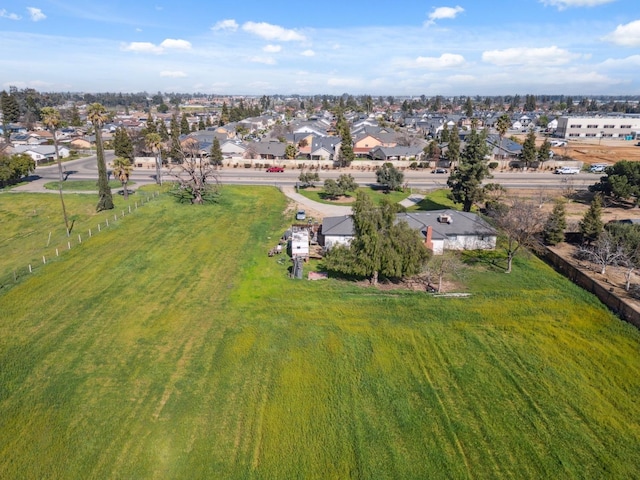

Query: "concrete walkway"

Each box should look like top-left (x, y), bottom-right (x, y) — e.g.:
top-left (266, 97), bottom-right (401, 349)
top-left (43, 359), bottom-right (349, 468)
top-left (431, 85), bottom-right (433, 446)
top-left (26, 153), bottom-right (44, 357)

top-left (281, 187), bottom-right (352, 218)
top-left (399, 194), bottom-right (425, 208)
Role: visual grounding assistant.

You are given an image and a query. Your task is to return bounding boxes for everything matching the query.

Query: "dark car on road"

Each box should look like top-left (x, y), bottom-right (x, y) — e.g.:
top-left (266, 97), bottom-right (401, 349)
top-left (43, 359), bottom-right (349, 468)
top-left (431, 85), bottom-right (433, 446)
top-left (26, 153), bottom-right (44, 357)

top-left (431, 168), bottom-right (448, 174)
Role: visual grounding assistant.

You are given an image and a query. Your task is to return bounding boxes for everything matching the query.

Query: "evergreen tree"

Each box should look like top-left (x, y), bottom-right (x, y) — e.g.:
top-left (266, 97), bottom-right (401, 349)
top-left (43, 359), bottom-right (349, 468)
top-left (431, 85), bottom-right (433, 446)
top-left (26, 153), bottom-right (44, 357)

top-left (1, 90), bottom-right (20, 123)
top-left (324, 192), bottom-right (429, 284)
top-left (144, 113), bottom-right (157, 135)
top-left (157, 119), bottom-right (169, 141)
top-left (180, 114), bottom-right (190, 135)
top-left (70, 104), bottom-right (82, 126)
top-left (336, 113), bottom-right (354, 167)
top-left (440, 123), bottom-right (450, 143)
top-left (521, 130), bottom-right (537, 167)
top-left (543, 199), bottom-right (567, 245)
top-left (198, 116), bottom-right (205, 131)
top-left (210, 137), bottom-right (223, 165)
top-left (285, 144), bottom-right (297, 159)
top-left (376, 162), bottom-right (404, 192)
top-left (220, 102), bottom-right (229, 126)
top-left (464, 97), bottom-right (473, 117)
top-left (113, 127), bottom-right (134, 161)
top-left (537, 138), bottom-right (552, 165)
top-left (447, 128), bottom-right (490, 212)
top-left (446, 125), bottom-right (461, 166)
top-left (580, 194), bottom-right (604, 243)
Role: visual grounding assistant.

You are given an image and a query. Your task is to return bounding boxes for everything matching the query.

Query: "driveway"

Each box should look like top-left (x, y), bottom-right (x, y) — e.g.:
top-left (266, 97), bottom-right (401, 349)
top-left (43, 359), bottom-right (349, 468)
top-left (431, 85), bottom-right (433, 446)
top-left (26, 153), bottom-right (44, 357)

top-left (281, 187), bottom-right (352, 218)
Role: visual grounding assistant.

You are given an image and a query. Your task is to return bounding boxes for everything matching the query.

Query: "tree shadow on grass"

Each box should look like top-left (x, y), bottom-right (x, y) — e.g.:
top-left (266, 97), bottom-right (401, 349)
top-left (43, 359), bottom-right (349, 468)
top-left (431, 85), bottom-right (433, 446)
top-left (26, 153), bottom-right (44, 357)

top-left (461, 250), bottom-right (505, 273)
top-left (413, 197), bottom-right (452, 211)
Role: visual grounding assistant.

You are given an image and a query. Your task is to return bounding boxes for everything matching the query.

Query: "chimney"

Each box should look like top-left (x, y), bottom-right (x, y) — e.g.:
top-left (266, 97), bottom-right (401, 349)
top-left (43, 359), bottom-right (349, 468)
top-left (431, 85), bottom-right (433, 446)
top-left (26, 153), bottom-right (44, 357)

top-left (425, 226), bottom-right (433, 251)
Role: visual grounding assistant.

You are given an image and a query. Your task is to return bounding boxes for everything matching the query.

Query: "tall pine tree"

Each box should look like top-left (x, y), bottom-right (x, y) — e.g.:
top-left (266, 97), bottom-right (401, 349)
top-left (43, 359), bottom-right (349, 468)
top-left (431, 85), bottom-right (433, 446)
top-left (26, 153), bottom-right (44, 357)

top-left (447, 128), bottom-right (490, 212)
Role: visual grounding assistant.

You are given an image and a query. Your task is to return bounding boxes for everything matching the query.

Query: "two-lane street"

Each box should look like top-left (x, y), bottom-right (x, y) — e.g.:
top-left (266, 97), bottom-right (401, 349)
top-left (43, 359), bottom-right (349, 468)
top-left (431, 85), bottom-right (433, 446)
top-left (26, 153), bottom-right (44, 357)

top-left (28, 153), bottom-right (598, 192)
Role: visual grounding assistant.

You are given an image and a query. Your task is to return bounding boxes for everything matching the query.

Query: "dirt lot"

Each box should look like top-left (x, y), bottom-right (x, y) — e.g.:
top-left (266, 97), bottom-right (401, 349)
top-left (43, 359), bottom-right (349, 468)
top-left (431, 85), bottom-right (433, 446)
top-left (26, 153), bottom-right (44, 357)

top-left (554, 139), bottom-right (640, 166)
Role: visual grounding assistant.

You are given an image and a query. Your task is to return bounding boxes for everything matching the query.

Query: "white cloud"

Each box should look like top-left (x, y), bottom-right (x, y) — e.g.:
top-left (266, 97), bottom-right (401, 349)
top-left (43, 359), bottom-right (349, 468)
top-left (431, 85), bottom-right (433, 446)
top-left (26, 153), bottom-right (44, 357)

top-left (301, 49), bottom-right (315, 57)
top-left (248, 56), bottom-right (276, 65)
top-left (122, 42), bottom-right (164, 54)
top-left (599, 55), bottom-right (640, 68)
top-left (263, 44), bottom-right (282, 53)
top-left (27, 7), bottom-right (46, 22)
top-left (425, 6), bottom-right (464, 26)
top-left (122, 38), bottom-right (191, 54)
top-left (159, 38), bottom-right (192, 50)
top-left (242, 21), bottom-right (306, 42)
top-left (482, 46), bottom-right (582, 66)
top-left (0, 9), bottom-right (21, 20)
top-left (160, 70), bottom-right (187, 78)
top-left (212, 19), bottom-right (238, 32)
top-left (414, 53), bottom-right (465, 69)
top-left (603, 20), bottom-right (640, 47)
top-left (539, 0), bottom-right (615, 9)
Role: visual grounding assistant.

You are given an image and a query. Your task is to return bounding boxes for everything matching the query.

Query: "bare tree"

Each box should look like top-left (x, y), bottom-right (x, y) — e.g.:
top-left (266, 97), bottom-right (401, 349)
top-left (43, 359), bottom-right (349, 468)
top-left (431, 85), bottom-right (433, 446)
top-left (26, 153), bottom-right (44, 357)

top-left (578, 231), bottom-right (623, 275)
top-left (167, 145), bottom-right (220, 205)
top-left (423, 251), bottom-right (466, 293)
top-left (493, 199), bottom-right (545, 273)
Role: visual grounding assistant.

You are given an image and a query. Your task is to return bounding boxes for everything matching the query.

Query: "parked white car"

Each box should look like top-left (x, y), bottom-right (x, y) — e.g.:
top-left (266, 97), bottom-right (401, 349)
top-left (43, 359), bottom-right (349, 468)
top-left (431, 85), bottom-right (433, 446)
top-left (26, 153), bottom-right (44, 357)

top-left (555, 167), bottom-right (580, 175)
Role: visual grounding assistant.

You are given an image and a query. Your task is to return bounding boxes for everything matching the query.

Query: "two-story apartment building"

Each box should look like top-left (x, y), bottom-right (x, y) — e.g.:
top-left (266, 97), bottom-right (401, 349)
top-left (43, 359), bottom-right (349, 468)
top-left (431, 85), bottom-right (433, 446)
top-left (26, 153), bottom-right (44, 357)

top-left (555, 116), bottom-right (640, 140)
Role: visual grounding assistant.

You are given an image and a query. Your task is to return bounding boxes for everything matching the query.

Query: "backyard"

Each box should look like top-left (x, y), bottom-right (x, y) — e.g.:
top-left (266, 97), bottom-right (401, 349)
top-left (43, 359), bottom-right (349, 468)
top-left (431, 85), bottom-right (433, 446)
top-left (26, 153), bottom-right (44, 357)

top-left (0, 187), bottom-right (639, 478)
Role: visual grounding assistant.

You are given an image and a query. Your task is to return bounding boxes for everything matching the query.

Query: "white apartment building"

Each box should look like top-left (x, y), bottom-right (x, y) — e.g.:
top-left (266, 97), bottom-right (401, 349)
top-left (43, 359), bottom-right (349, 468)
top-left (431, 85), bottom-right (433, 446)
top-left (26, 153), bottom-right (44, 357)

top-left (555, 116), bottom-right (640, 140)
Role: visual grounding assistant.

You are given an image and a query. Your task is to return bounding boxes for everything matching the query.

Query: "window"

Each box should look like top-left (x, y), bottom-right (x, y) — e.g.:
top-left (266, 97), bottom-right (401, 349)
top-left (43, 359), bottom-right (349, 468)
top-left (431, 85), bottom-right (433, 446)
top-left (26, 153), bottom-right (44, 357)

top-left (604, 124), bottom-right (615, 128)
top-left (570, 124), bottom-right (582, 128)
top-left (621, 125), bottom-right (632, 129)
top-left (585, 133), bottom-right (596, 137)
top-left (587, 125), bottom-right (599, 129)
top-left (569, 133), bottom-right (580, 137)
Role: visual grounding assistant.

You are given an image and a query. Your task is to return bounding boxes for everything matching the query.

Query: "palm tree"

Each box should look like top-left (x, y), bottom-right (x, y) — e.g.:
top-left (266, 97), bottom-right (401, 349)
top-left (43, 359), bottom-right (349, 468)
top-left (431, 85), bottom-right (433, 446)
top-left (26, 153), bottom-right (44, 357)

top-left (87, 103), bottom-right (114, 211)
top-left (112, 157), bottom-right (133, 200)
top-left (145, 133), bottom-right (163, 185)
top-left (496, 114), bottom-right (511, 165)
top-left (40, 107), bottom-right (70, 234)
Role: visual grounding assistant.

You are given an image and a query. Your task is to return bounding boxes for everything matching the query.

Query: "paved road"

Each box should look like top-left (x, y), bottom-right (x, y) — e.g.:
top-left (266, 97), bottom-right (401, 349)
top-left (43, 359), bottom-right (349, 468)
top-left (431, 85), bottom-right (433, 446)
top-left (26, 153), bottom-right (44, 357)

top-left (11, 153), bottom-right (598, 194)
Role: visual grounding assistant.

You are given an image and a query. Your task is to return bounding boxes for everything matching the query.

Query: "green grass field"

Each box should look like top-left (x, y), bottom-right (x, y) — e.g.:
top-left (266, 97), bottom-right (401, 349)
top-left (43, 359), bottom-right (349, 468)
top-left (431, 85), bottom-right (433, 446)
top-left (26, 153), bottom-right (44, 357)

top-left (297, 186), bottom-right (410, 206)
top-left (43, 180), bottom-right (136, 191)
top-left (1, 187), bottom-right (640, 478)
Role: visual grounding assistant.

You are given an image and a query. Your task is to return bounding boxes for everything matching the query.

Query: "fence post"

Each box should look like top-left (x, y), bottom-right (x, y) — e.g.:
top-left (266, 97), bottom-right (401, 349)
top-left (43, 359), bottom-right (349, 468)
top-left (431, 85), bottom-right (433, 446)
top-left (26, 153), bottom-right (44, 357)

top-left (68, 241), bottom-right (71, 250)
top-left (114, 214), bottom-right (117, 222)
top-left (106, 218), bottom-right (109, 227)
top-left (78, 234), bottom-right (82, 244)
top-left (43, 256), bottom-right (46, 264)
top-left (56, 248), bottom-right (59, 257)
top-left (28, 264), bottom-right (32, 273)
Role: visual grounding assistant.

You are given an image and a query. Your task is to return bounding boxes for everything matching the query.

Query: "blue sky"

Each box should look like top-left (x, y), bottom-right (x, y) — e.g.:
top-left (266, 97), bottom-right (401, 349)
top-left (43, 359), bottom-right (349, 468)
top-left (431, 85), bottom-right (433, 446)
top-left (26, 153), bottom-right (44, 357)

top-left (1, 0), bottom-right (639, 96)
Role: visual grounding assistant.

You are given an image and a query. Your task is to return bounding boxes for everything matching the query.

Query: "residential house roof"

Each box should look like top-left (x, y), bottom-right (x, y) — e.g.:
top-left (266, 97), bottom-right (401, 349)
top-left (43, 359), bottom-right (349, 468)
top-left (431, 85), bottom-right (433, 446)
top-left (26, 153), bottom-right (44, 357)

top-left (322, 209), bottom-right (496, 243)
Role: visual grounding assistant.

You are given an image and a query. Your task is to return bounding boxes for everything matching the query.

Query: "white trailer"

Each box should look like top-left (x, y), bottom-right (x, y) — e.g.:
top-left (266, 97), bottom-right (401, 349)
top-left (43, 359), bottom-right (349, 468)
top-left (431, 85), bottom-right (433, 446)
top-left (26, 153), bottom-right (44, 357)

top-left (289, 228), bottom-right (310, 260)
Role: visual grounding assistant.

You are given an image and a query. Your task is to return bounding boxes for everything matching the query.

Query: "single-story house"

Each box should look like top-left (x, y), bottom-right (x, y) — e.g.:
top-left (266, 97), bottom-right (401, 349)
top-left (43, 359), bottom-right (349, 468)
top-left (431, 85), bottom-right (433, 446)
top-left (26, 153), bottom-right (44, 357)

top-left (370, 145), bottom-right (424, 161)
top-left (319, 210), bottom-right (497, 255)
top-left (12, 145), bottom-right (70, 164)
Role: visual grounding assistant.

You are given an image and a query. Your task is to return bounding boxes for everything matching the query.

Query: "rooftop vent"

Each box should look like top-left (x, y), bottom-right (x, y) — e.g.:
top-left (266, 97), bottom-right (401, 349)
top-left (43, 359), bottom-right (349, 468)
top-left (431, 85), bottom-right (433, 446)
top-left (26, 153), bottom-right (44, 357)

top-left (438, 214), bottom-right (452, 224)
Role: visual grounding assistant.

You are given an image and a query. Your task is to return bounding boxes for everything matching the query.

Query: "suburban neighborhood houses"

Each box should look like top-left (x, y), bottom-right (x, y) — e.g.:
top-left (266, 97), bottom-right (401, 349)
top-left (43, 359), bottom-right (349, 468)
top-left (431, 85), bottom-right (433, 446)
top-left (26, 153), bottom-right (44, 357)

top-left (2, 92), bottom-right (639, 174)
